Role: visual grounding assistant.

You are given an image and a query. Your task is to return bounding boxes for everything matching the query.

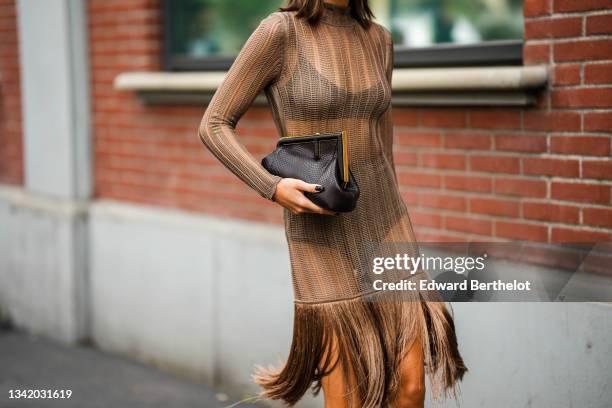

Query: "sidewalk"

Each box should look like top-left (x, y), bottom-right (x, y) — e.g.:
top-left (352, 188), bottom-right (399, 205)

top-left (0, 329), bottom-right (262, 408)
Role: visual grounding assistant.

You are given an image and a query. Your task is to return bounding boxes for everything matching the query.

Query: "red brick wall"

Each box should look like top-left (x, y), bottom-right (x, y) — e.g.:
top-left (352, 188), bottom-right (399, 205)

top-left (90, 0), bottom-right (282, 223)
top-left (399, 1), bottom-right (612, 243)
top-left (89, 0), bottom-right (612, 242)
top-left (0, 0), bottom-right (23, 186)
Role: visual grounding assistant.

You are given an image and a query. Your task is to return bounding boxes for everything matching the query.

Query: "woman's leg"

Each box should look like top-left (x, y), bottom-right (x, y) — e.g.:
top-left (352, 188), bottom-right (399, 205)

top-left (320, 332), bottom-right (361, 408)
top-left (390, 337), bottom-right (426, 408)
top-left (321, 329), bottom-right (425, 408)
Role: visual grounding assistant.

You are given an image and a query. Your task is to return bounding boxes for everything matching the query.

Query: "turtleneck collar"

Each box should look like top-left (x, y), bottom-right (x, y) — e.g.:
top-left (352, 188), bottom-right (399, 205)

top-left (320, 1), bottom-right (356, 27)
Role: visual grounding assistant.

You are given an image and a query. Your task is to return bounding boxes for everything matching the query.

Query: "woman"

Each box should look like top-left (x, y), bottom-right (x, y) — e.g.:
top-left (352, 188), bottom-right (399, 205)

top-left (197, 0), bottom-right (467, 406)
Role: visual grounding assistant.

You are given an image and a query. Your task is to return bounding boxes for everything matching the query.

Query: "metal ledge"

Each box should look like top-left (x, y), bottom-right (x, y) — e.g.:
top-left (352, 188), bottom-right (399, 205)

top-left (114, 65), bottom-right (548, 107)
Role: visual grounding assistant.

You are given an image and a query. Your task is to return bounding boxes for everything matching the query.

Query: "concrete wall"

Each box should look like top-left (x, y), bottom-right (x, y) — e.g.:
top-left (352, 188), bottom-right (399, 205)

top-left (441, 302), bottom-right (612, 408)
top-left (87, 199), bottom-right (312, 405)
top-left (17, 0), bottom-right (91, 199)
top-left (0, 0), bottom-right (92, 343)
top-left (1, 193), bottom-right (611, 406)
top-left (0, 187), bottom-right (88, 342)
top-left (87, 200), bottom-right (612, 408)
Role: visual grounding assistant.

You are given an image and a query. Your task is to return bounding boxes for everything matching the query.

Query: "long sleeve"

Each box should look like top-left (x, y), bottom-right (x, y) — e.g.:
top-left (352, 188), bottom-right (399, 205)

top-left (197, 13), bottom-right (285, 201)
top-left (380, 28), bottom-right (398, 185)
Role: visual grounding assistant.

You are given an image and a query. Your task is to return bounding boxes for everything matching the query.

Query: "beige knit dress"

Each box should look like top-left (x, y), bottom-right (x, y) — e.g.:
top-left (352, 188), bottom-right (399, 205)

top-left (198, 2), bottom-right (466, 406)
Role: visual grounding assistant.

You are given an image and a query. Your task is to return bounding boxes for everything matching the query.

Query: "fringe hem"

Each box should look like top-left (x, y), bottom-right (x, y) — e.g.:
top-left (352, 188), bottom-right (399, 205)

top-left (252, 289), bottom-right (467, 407)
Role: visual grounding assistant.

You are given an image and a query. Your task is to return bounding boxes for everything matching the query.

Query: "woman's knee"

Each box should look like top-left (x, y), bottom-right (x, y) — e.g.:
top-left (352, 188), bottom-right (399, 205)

top-left (393, 338), bottom-right (426, 408)
top-left (395, 376), bottom-right (425, 407)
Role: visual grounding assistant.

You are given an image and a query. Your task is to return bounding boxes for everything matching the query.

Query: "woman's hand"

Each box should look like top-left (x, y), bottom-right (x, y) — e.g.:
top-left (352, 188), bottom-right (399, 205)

top-left (273, 178), bottom-right (337, 216)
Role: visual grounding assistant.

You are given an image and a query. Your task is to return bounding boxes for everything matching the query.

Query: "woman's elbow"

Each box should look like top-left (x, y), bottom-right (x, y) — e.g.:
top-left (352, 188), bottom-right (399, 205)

top-left (197, 122), bottom-right (209, 146)
top-left (197, 113), bottom-right (216, 148)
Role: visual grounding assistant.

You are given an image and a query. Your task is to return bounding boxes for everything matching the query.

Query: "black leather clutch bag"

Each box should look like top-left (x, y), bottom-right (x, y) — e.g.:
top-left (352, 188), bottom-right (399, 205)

top-left (261, 130), bottom-right (360, 213)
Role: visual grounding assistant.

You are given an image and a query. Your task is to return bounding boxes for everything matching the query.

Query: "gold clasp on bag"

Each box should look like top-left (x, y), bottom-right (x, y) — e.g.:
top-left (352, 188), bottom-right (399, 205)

top-left (341, 130), bottom-right (349, 188)
top-left (278, 130), bottom-right (349, 187)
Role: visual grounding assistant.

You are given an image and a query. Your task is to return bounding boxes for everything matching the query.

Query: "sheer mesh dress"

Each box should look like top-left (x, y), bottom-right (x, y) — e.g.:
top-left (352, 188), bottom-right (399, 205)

top-left (198, 2), bottom-right (466, 406)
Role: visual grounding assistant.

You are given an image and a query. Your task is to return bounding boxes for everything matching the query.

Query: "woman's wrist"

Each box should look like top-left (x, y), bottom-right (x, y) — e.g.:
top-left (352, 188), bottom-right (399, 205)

top-left (268, 176), bottom-right (283, 202)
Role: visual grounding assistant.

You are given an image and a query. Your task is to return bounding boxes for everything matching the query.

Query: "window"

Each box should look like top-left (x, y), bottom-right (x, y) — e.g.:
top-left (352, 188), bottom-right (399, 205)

top-left (164, 0), bottom-right (281, 70)
top-left (164, 0), bottom-right (523, 71)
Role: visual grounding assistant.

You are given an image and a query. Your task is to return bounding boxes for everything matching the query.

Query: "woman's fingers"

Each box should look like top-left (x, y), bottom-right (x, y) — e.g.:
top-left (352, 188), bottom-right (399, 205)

top-left (294, 181), bottom-right (336, 215)
top-left (295, 179), bottom-right (324, 194)
top-left (277, 178), bottom-right (337, 215)
top-left (300, 198), bottom-right (337, 215)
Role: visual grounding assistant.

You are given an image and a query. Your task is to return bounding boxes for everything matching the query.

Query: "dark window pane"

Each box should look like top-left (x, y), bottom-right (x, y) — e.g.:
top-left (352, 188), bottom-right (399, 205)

top-left (377, 0), bottom-right (523, 47)
top-left (168, 0), bottom-right (283, 59)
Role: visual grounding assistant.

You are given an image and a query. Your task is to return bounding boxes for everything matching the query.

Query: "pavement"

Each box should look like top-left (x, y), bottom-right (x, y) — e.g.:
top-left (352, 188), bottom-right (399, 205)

top-left (0, 329), bottom-right (264, 408)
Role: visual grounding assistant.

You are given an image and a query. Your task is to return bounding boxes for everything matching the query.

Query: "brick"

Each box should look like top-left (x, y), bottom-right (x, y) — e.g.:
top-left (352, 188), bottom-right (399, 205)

top-left (552, 64), bottom-right (581, 86)
top-left (0, 0), bottom-right (23, 187)
top-left (394, 151), bottom-right (418, 166)
top-left (396, 131), bottom-right (442, 148)
top-left (587, 13), bottom-right (612, 35)
top-left (90, 10), bottom-right (162, 27)
top-left (554, 39), bottom-right (612, 62)
top-left (550, 135), bottom-right (610, 156)
top-left (583, 160), bottom-right (612, 180)
top-left (410, 210), bottom-right (442, 229)
top-left (555, 0), bottom-right (612, 12)
top-left (244, 141), bottom-right (278, 155)
top-left (471, 155), bottom-right (520, 174)
top-left (470, 197), bottom-right (520, 217)
top-left (551, 227), bottom-right (610, 243)
top-left (392, 109), bottom-right (418, 126)
top-left (87, 0), bottom-right (290, 224)
top-left (523, 157), bottom-right (580, 177)
top-left (522, 202), bottom-right (580, 223)
top-left (443, 132), bottom-right (492, 150)
top-left (420, 110), bottom-right (467, 128)
top-left (584, 111), bottom-right (612, 132)
top-left (524, 0), bottom-right (552, 16)
top-left (446, 216), bottom-right (492, 236)
top-left (400, 190), bottom-right (418, 206)
top-left (524, 43), bottom-right (551, 64)
top-left (495, 134), bottom-right (547, 153)
top-left (444, 175), bottom-right (493, 193)
top-left (469, 110), bottom-right (521, 130)
top-left (420, 153), bottom-right (466, 170)
top-left (583, 207), bottom-right (612, 228)
top-left (585, 62), bottom-right (612, 84)
top-left (416, 231), bottom-right (469, 243)
top-left (496, 221), bottom-right (549, 242)
top-left (495, 178), bottom-right (547, 198)
top-left (525, 17), bottom-right (582, 39)
top-left (524, 111), bottom-right (581, 131)
top-left (397, 170), bottom-right (441, 188)
top-left (551, 182), bottom-right (610, 204)
top-left (419, 192), bottom-right (467, 211)
top-left (89, 1), bottom-right (161, 13)
top-left (552, 88), bottom-right (612, 108)
top-left (581, 251), bottom-right (612, 276)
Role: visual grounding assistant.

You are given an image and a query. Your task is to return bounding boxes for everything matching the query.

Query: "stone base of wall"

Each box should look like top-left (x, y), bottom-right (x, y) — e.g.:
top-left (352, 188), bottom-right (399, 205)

top-left (1, 187), bottom-right (611, 407)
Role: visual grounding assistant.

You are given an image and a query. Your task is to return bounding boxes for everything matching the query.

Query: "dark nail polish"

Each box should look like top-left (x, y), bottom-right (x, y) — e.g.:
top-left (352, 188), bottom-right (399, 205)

top-left (315, 184), bottom-right (324, 192)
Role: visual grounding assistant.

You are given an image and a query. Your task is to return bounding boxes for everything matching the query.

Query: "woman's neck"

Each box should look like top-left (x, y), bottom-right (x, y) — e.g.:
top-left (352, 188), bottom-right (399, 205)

top-left (323, 0), bottom-right (350, 8)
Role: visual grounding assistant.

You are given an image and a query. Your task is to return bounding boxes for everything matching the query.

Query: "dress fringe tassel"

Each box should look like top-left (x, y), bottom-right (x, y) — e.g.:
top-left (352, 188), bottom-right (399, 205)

top-left (252, 290), bottom-right (467, 407)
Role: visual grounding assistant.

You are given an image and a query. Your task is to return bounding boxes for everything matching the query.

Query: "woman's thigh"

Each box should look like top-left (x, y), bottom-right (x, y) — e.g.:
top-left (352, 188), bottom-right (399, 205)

top-left (320, 334), bottom-right (425, 408)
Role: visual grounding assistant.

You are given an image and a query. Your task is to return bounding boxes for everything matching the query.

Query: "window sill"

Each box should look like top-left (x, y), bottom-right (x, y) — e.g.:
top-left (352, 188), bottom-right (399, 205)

top-left (114, 65), bottom-right (548, 107)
